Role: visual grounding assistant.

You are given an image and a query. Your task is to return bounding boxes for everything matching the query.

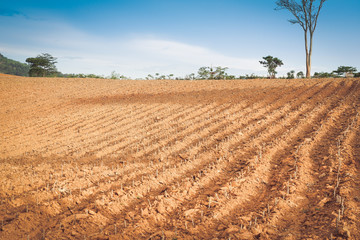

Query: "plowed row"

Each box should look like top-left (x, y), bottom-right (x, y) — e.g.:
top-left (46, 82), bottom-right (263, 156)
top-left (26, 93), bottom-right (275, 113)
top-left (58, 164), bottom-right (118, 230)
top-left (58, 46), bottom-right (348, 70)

top-left (0, 74), bottom-right (359, 239)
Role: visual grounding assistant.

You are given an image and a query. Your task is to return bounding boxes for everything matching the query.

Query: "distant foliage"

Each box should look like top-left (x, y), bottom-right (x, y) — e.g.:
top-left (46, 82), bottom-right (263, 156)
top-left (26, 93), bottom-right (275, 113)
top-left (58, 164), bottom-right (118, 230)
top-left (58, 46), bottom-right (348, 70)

top-left (332, 66), bottom-right (357, 77)
top-left (238, 74), bottom-right (267, 79)
top-left (0, 53), bottom-right (29, 76)
top-left (109, 71), bottom-right (128, 80)
top-left (313, 66), bottom-right (359, 78)
top-left (296, 71), bottom-right (305, 79)
top-left (26, 53), bottom-right (58, 77)
top-left (197, 66), bottom-right (230, 79)
top-left (287, 70), bottom-right (295, 79)
top-left (59, 73), bottom-right (105, 79)
top-left (313, 72), bottom-right (336, 78)
top-left (259, 56), bottom-right (284, 79)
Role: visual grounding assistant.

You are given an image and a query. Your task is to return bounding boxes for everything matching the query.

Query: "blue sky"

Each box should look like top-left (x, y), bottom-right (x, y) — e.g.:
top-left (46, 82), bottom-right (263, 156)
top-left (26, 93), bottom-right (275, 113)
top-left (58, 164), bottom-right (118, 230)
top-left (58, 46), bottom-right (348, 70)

top-left (0, 0), bottom-right (359, 78)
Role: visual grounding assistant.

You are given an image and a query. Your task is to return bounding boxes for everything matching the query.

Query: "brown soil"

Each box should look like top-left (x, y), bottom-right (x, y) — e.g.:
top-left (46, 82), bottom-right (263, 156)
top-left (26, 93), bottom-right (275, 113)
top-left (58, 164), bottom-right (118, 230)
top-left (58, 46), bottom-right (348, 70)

top-left (0, 74), bottom-right (359, 239)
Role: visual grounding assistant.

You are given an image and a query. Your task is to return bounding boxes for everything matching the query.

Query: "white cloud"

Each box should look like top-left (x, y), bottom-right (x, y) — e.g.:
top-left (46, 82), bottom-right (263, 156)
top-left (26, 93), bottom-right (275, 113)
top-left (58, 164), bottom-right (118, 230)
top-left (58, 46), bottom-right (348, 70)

top-left (129, 38), bottom-right (263, 73)
top-left (0, 15), bottom-right (265, 78)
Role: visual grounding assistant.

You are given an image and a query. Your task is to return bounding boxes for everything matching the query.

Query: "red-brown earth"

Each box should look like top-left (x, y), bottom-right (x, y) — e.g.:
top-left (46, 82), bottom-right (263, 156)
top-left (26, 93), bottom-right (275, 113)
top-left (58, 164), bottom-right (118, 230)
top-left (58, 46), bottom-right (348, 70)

top-left (0, 73), bottom-right (359, 239)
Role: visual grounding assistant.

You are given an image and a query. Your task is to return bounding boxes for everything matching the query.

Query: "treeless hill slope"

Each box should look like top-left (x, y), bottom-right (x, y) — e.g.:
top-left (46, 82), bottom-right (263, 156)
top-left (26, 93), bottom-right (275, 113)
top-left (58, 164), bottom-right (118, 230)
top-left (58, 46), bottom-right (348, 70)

top-left (0, 75), bottom-right (359, 239)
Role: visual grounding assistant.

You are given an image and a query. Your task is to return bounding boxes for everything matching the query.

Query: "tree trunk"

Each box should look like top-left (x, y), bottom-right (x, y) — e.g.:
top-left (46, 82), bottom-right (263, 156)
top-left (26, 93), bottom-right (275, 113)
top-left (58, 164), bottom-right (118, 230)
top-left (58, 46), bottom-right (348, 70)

top-left (306, 53), bottom-right (311, 78)
top-left (304, 30), bottom-right (311, 78)
top-left (307, 33), bottom-right (314, 78)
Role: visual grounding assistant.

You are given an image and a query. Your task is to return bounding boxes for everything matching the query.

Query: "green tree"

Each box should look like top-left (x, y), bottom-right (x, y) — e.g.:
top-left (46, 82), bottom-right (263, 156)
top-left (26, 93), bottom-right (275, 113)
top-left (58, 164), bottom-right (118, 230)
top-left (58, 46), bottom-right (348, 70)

top-left (189, 73), bottom-right (196, 80)
top-left (332, 66), bottom-right (357, 77)
top-left (276, 0), bottom-right (327, 78)
top-left (259, 56), bottom-right (284, 79)
top-left (209, 66), bottom-right (216, 79)
top-left (26, 53), bottom-right (58, 77)
top-left (287, 70), bottom-right (295, 79)
top-left (214, 66), bottom-right (229, 79)
top-left (197, 66), bottom-right (210, 79)
top-left (296, 71), bottom-right (304, 78)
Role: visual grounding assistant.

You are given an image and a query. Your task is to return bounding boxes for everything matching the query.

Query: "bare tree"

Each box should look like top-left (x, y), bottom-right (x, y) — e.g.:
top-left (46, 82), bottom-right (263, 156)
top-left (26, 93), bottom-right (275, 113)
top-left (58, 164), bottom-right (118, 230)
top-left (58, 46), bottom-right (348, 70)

top-left (276, 0), bottom-right (327, 78)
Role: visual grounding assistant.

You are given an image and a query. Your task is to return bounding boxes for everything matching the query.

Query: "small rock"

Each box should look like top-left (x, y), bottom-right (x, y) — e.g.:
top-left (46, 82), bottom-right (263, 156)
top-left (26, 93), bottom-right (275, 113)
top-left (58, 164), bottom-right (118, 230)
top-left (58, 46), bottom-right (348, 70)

top-left (241, 216), bottom-right (252, 222)
top-left (317, 197), bottom-right (331, 207)
top-left (265, 227), bottom-right (277, 235)
top-left (225, 225), bottom-right (239, 234)
top-left (156, 204), bottom-right (166, 214)
top-left (319, 173), bottom-right (326, 178)
top-left (184, 209), bottom-right (199, 218)
top-left (287, 200), bottom-right (298, 208)
top-left (141, 208), bottom-right (149, 216)
top-left (251, 226), bottom-right (262, 236)
top-left (237, 231), bottom-right (253, 240)
top-left (88, 210), bottom-right (96, 215)
top-left (304, 220), bottom-right (311, 226)
top-left (75, 214), bottom-right (89, 219)
top-left (217, 224), bottom-right (226, 231)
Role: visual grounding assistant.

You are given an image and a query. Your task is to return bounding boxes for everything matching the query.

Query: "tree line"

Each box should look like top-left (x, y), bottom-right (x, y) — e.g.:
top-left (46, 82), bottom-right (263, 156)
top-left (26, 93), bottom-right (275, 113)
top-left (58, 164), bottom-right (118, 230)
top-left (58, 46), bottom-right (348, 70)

top-left (0, 52), bottom-right (358, 80)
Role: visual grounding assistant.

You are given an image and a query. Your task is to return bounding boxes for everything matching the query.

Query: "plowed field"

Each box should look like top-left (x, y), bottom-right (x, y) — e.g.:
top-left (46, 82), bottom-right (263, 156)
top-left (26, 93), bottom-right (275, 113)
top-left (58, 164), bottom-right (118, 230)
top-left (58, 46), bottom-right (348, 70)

top-left (1, 73), bottom-right (360, 239)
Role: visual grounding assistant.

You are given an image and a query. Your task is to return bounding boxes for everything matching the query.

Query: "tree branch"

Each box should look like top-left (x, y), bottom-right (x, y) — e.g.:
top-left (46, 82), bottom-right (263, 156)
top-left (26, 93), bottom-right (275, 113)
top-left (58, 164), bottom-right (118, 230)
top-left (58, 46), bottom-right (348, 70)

top-left (276, 0), bottom-right (306, 31)
top-left (311, 0), bottom-right (326, 33)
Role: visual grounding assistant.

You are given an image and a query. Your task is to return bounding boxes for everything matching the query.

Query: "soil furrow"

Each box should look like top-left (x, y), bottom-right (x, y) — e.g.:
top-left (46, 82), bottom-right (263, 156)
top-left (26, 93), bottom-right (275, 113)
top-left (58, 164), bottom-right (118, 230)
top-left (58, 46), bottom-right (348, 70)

top-left (217, 82), bottom-right (360, 240)
top-left (125, 81), bottom-right (348, 239)
top-left (1, 76), bottom-right (359, 240)
top-left (93, 81), bottom-right (338, 238)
